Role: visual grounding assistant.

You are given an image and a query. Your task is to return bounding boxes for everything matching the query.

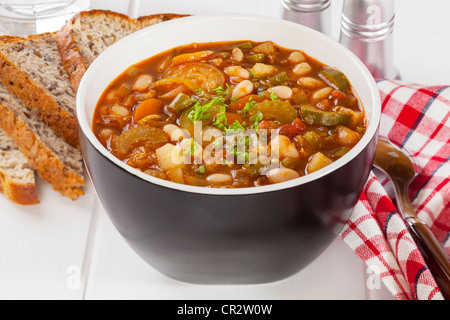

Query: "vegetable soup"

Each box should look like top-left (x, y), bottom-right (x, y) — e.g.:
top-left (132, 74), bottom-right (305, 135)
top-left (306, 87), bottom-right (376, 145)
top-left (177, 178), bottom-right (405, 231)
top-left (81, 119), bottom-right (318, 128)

top-left (93, 40), bottom-right (366, 188)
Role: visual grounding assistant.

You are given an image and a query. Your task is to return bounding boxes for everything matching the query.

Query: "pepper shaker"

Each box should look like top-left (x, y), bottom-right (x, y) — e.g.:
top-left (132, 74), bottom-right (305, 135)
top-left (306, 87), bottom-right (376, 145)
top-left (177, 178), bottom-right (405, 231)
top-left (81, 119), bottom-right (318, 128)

top-left (281, 0), bottom-right (332, 37)
top-left (339, 0), bottom-right (398, 79)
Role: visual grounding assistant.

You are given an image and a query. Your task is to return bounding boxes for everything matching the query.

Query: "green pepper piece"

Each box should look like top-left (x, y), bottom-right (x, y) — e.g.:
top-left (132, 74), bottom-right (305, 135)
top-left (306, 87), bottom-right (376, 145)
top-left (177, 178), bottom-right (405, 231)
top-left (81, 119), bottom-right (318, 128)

top-left (232, 41), bottom-right (253, 50)
top-left (300, 105), bottom-right (352, 126)
top-left (250, 100), bottom-right (297, 124)
top-left (319, 68), bottom-right (350, 92)
top-left (180, 104), bottom-right (222, 135)
top-left (268, 72), bottom-right (289, 85)
top-left (332, 147), bottom-right (351, 158)
top-left (247, 53), bottom-right (267, 64)
top-left (169, 93), bottom-right (195, 113)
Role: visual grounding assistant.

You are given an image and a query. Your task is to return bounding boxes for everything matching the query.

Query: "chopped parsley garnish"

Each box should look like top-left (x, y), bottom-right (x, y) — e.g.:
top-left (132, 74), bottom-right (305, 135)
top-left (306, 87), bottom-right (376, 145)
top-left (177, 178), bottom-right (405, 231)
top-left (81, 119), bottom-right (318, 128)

top-left (196, 164), bottom-right (206, 174)
top-left (212, 84), bottom-right (230, 96)
top-left (212, 105), bottom-right (228, 130)
top-left (227, 120), bottom-right (247, 132)
top-left (226, 129), bottom-right (250, 164)
top-left (238, 98), bottom-right (257, 116)
top-left (270, 92), bottom-right (279, 101)
top-left (250, 111), bottom-right (263, 131)
top-left (183, 137), bottom-right (199, 157)
top-left (188, 97), bottom-right (225, 122)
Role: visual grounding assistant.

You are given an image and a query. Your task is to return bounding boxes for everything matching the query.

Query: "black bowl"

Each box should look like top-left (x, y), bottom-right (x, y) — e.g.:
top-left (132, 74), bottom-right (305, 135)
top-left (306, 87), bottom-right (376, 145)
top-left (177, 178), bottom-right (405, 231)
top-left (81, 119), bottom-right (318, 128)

top-left (77, 15), bottom-right (381, 284)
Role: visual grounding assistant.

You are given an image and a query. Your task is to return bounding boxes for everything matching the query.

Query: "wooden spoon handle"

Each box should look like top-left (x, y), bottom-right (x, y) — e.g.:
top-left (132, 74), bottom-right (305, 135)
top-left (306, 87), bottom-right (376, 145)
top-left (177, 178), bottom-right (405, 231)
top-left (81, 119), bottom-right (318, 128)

top-left (406, 217), bottom-right (450, 300)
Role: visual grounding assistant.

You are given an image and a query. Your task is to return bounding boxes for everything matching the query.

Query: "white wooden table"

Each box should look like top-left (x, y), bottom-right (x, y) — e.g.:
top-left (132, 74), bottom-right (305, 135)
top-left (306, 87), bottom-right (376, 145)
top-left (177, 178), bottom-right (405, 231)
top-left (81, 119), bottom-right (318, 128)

top-left (1, 0), bottom-right (449, 300)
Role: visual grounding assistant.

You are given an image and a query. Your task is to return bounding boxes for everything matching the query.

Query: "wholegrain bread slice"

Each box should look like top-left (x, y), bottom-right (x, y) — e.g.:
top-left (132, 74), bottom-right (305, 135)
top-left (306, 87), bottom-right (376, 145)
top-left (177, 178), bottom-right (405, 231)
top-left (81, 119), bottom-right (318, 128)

top-left (0, 129), bottom-right (39, 205)
top-left (57, 10), bottom-right (188, 92)
top-left (0, 83), bottom-right (84, 200)
top-left (0, 33), bottom-right (79, 148)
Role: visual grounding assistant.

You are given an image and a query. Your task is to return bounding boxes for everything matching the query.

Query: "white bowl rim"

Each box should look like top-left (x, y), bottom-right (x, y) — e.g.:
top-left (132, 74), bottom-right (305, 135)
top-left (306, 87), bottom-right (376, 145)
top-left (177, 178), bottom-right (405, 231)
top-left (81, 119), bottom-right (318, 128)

top-left (77, 14), bottom-right (381, 196)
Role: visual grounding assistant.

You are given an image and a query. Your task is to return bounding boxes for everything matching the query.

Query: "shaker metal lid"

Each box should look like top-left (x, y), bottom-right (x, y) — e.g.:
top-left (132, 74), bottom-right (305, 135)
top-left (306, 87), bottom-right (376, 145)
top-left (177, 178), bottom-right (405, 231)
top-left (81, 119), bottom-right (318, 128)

top-left (281, 0), bottom-right (331, 13)
top-left (341, 0), bottom-right (395, 40)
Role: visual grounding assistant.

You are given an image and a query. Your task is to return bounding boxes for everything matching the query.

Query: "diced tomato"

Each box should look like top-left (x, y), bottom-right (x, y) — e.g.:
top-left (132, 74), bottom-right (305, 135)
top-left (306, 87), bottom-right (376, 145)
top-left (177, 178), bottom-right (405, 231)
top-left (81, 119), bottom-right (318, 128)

top-left (258, 120), bottom-right (281, 131)
top-left (278, 118), bottom-right (306, 138)
top-left (293, 118), bottom-right (306, 131)
top-left (331, 90), bottom-right (346, 100)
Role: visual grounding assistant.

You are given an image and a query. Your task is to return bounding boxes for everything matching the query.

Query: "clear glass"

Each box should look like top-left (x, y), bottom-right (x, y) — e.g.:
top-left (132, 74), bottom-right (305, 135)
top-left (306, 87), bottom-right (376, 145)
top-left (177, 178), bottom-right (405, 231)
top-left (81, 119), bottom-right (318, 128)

top-left (0, 0), bottom-right (89, 36)
top-left (0, 0), bottom-right (74, 17)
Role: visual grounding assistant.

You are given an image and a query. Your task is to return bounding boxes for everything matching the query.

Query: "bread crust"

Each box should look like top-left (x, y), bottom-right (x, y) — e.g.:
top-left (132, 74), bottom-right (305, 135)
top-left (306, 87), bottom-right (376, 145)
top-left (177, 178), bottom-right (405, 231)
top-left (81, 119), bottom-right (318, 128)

top-left (136, 12), bottom-right (190, 27)
top-left (56, 10), bottom-right (188, 93)
top-left (0, 34), bottom-right (80, 148)
top-left (55, 23), bottom-right (88, 94)
top-left (0, 171), bottom-right (39, 205)
top-left (0, 103), bottom-right (84, 200)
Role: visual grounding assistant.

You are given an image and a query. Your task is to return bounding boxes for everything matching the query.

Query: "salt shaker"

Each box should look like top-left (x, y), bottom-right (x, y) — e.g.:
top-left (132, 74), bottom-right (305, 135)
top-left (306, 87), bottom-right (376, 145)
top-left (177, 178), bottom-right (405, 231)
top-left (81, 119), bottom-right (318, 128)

top-left (281, 0), bottom-right (332, 37)
top-left (339, 0), bottom-right (398, 79)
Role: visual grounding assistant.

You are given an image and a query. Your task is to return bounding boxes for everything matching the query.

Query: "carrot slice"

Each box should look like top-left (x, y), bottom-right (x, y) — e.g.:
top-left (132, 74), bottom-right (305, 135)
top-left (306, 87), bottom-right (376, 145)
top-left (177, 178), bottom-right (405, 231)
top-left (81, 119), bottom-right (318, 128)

top-left (134, 99), bottom-right (163, 122)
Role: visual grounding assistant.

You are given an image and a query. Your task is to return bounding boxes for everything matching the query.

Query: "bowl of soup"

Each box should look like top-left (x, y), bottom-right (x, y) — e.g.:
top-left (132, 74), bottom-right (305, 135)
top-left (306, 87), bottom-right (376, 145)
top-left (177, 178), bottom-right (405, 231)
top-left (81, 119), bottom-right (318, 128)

top-left (77, 14), bottom-right (381, 284)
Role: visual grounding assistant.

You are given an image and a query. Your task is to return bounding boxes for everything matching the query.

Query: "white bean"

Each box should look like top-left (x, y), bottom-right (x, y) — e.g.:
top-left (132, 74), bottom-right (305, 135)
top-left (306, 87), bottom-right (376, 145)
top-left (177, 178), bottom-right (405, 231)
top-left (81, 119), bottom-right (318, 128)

top-left (311, 86), bottom-right (333, 101)
top-left (224, 66), bottom-right (250, 80)
top-left (111, 104), bottom-right (130, 117)
top-left (292, 62), bottom-right (312, 76)
top-left (99, 128), bottom-right (114, 140)
top-left (297, 77), bottom-right (325, 89)
top-left (231, 80), bottom-right (254, 99)
top-left (267, 168), bottom-right (300, 184)
top-left (132, 74), bottom-right (153, 92)
top-left (288, 51), bottom-right (306, 64)
top-left (271, 135), bottom-right (300, 159)
top-left (206, 173), bottom-right (233, 185)
top-left (268, 86), bottom-right (293, 100)
top-left (232, 47), bottom-right (244, 62)
top-left (105, 89), bottom-right (117, 102)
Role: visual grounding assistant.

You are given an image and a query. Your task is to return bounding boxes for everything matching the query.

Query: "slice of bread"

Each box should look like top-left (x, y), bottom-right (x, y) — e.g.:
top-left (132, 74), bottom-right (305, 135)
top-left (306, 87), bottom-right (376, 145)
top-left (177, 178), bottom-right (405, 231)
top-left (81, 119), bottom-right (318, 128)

top-left (0, 129), bottom-right (39, 205)
top-left (57, 10), bottom-right (188, 92)
top-left (0, 33), bottom-right (79, 148)
top-left (0, 83), bottom-right (84, 200)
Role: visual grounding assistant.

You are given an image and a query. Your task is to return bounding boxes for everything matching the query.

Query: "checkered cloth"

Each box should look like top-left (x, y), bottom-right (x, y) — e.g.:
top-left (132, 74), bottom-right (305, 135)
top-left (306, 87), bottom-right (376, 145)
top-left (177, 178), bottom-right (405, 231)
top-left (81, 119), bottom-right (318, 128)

top-left (339, 80), bottom-right (450, 300)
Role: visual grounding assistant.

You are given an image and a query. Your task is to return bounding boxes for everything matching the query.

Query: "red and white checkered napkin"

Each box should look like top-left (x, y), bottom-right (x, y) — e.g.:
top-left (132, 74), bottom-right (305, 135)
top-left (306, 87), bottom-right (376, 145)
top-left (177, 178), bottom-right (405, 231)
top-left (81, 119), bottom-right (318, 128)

top-left (339, 80), bottom-right (450, 300)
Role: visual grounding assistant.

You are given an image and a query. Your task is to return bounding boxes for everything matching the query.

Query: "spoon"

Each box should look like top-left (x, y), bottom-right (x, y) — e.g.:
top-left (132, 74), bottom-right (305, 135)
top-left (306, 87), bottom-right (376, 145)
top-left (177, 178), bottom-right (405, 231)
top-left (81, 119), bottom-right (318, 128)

top-left (373, 139), bottom-right (450, 299)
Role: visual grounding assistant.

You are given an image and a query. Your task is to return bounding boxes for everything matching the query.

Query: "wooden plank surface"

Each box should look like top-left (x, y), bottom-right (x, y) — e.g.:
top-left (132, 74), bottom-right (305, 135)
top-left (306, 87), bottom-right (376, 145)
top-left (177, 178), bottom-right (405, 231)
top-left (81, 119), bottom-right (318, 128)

top-left (84, 208), bottom-right (369, 300)
top-left (0, 178), bottom-right (96, 300)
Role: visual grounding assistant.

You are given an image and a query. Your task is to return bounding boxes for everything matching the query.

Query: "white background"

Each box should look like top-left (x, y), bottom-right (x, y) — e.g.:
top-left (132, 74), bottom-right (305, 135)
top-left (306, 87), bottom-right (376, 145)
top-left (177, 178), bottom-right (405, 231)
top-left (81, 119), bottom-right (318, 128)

top-left (0, 0), bottom-right (449, 300)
